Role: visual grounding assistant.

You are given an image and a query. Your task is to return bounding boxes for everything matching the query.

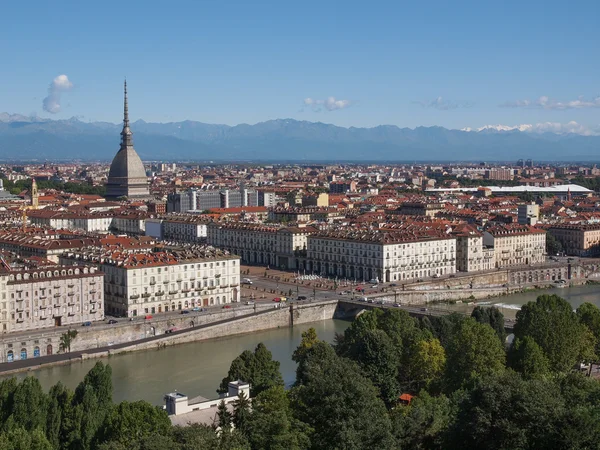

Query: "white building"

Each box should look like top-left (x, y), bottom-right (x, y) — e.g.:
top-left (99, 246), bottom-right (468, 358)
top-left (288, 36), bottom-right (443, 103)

top-left (0, 264), bottom-right (103, 339)
top-left (517, 203), bottom-right (540, 226)
top-left (207, 222), bottom-right (316, 270)
top-left (483, 224), bottom-right (546, 268)
top-left (306, 230), bottom-right (456, 282)
top-left (61, 247), bottom-right (240, 317)
top-left (452, 224), bottom-right (495, 272)
top-left (146, 216), bottom-right (209, 242)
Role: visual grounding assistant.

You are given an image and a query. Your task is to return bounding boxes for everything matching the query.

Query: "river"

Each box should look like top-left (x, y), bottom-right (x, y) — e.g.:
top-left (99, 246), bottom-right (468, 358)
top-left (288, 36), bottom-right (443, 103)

top-left (3, 319), bottom-right (350, 405)
top-left (440, 284), bottom-right (600, 319)
top-left (6, 284), bottom-right (600, 405)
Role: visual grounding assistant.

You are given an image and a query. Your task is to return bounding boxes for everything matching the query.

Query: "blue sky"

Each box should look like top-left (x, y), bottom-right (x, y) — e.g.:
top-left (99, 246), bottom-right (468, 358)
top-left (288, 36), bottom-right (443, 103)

top-left (1, 0), bottom-right (599, 133)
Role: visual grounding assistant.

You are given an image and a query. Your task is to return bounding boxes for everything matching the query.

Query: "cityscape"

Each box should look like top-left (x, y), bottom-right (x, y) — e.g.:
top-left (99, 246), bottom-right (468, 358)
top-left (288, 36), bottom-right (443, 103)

top-left (2, 1), bottom-right (600, 448)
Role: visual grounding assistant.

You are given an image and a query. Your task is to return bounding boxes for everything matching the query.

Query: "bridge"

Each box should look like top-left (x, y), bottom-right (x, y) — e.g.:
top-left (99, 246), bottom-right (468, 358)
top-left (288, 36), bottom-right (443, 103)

top-left (335, 299), bottom-right (515, 332)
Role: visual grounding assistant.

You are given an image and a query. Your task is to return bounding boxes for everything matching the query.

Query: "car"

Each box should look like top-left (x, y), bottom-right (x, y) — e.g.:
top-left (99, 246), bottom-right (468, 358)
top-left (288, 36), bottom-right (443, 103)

top-left (417, 278), bottom-right (424, 282)
top-left (420, 307), bottom-right (428, 312)
top-left (297, 295), bottom-right (307, 301)
top-left (192, 307), bottom-right (201, 311)
top-left (360, 297), bottom-right (368, 302)
top-left (181, 310), bottom-right (190, 314)
top-left (371, 284), bottom-right (379, 288)
top-left (273, 297), bottom-right (281, 302)
top-left (368, 299), bottom-right (375, 303)
top-left (108, 319), bottom-right (118, 325)
top-left (242, 278), bottom-right (253, 285)
top-left (82, 321), bottom-right (92, 327)
top-left (144, 315), bottom-right (153, 320)
top-left (393, 303), bottom-right (401, 307)
top-left (223, 305), bottom-right (232, 309)
top-left (389, 283), bottom-right (397, 287)
top-left (165, 327), bottom-right (178, 334)
top-left (433, 274), bottom-right (441, 278)
top-left (245, 301), bottom-right (255, 305)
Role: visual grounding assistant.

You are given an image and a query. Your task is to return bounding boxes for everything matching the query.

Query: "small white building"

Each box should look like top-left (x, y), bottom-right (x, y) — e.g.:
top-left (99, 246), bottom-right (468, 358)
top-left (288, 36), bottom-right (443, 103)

top-left (165, 380), bottom-right (250, 427)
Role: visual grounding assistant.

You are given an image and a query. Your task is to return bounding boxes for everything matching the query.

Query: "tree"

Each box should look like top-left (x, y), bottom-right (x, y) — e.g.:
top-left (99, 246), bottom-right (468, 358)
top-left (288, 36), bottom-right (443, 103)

top-left (60, 329), bottom-right (78, 353)
top-left (577, 302), bottom-right (600, 358)
top-left (0, 427), bottom-right (53, 450)
top-left (290, 341), bottom-right (394, 450)
top-left (218, 343), bottom-right (284, 397)
top-left (245, 386), bottom-right (311, 450)
top-left (411, 338), bottom-right (446, 392)
top-left (471, 306), bottom-right (506, 343)
top-left (445, 371), bottom-right (564, 450)
top-left (232, 391), bottom-right (251, 434)
top-left (172, 424), bottom-right (250, 450)
top-left (444, 317), bottom-right (506, 391)
top-left (391, 391), bottom-right (452, 449)
top-left (100, 401), bottom-right (172, 448)
top-left (546, 232), bottom-right (564, 255)
top-left (514, 294), bottom-right (593, 372)
top-left (216, 400), bottom-right (232, 431)
top-left (292, 327), bottom-right (319, 365)
top-left (7, 377), bottom-right (48, 432)
top-left (344, 328), bottom-right (400, 405)
top-left (508, 336), bottom-right (550, 380)
top-left (45, 382), bottom-right (72, 450)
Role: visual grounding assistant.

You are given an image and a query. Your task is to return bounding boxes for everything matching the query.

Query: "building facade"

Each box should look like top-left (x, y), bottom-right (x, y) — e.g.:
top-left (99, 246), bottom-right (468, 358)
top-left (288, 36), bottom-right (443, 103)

top-left (548, 224), bottom-right (600, 256)
top-left (61, 248), bottom-right (240, 317)
top-left (483, 224), bottom-right (546, 268)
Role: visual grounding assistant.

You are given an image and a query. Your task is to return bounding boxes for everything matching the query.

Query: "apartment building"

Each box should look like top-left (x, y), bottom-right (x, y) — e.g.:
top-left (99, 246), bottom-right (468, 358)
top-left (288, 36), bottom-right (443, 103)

top-left (547, 224), bottom-right (600, 256)
top-left (329, 180), bottom-right (357, 193)
top-left (61, 247), bottom-right (240, 317)
top-left (146, 216), bottom-right (209, 242)
top-left (28, 210), bottom-right (113, 232)
top-left (0, 231), bottom-right (97, 263)
top-left (483, 224), bottom-right (546, 268)
top-left (517, 204), bottom-right (540, 226)
top-left (305, 230), bottom-right (456, 283)
top-left (451, 224), bottom-right (495, 272)
top-left (0, 264), bottom-right (104, 339)
top-left (206, 222), bottom-right (316, 270)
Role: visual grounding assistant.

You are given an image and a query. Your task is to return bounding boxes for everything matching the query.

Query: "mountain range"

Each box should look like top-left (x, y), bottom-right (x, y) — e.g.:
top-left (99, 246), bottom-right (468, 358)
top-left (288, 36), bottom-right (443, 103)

top-left (0, 114), bottom-right (598, 162)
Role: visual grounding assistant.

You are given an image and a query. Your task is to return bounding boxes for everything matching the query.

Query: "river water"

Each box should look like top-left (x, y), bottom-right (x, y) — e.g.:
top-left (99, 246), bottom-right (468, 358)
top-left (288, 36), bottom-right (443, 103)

top-left (6, 284), bottom-right (600, 405)
top-left (440, 284), bottom-right (600, 319)
top-left (4, 320), bottom-right (350, 405)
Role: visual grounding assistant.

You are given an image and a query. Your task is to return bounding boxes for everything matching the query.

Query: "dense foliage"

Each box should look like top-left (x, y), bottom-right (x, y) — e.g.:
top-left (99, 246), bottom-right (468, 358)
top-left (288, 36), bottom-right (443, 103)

top-left (1, 178), bottom-right (106, 196)
top-left (5, 295), bottom-right (600, 449)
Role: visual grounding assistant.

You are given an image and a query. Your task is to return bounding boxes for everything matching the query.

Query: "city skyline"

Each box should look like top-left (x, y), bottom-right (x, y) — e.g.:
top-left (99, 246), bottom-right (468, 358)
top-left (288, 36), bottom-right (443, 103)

top-left (1, 0), bottom-right (599, 135)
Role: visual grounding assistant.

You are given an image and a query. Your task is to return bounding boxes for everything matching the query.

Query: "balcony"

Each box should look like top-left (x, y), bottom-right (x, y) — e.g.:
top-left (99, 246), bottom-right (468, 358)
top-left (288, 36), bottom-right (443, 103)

top-left (68, 284), bottom-right (74, 288)
top-left (68, 302), bottom-right (75, 307)
top-left (54, 304), bottom-right (61, 308)
top-left (89, 290), bottom-right (97, 294)
top-left (39, 316), bottom-right (47, 320)
top-left (181, 289), bottom-right (190, 293)
top-left (155, 291), bottom-right (164, 296)
top-left (130, 294), bottom-right (140, 300)
top-left (16, 318), bottom-right (24, 323)
top-left (141, 293), bottom-right (151, 298)
top-left (168, 290), bottom-right (178, 295)
top-left (149, 281), bottom-right (156, 285)
top-left (68, 292), bottom-right (75, 297)
top-left (163, 280), bottom-right (169, 284)
top-left (90, 300), bottom-right (96, 304)
top-left (90, 281), bottom-right (96, 285)
top-left (54, 293), bottom-right (61, 298)
top-left (90, 310), bottom-right (97, 314)
top-left (68, 312), bottom-right (75, 317)
top-left (16, 308), bottom-right (24, 313)
top-left (39, 305), bottom-right (46, 310)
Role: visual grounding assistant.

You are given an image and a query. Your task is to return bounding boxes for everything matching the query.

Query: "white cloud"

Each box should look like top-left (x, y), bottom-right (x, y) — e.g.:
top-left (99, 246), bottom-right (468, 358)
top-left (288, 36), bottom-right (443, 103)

top-left (303, 97), bottom-right (352, 111)
top-left (461, 121), bottom-right (599, 136)
top-left (42, 74), bottom-right (74, 114)
top-left (501, 95), bottom-right (600, 110)
top-left (414, 96), bottom-right (472, 110)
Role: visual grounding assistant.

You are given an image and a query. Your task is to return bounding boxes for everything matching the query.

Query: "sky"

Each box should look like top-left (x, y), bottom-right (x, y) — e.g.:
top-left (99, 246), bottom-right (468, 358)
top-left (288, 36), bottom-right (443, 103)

top-left (1, 0), bottom-right (599, 134)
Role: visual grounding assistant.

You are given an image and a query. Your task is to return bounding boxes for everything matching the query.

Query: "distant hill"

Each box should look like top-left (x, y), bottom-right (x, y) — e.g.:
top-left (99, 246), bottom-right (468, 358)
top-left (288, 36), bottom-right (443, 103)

top-left (0, 115), bottom-right (598, 162)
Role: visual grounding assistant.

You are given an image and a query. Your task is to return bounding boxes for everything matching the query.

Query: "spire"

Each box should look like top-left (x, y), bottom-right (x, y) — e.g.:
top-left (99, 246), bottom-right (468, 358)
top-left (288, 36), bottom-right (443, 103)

top-left (120, 79), bottom-right (133, 148)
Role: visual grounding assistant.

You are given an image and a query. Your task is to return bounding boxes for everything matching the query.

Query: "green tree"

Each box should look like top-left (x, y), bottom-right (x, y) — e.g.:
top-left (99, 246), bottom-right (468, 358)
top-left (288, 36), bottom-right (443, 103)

top-left (546, 232), bottom-right (564, 255)
top-left (292, 327), bottom-right (319, 365)
top-left (411, 338), bottom-right (446, 391)
top-left (445, 371), bottom-right (564, 450)
top-left (444, 317), bottom-right (506, 391)
top-left (508, 336), bottom-right (550, 380)
top-left (0, 427), bottom-right (53, 450)
top-left (471, 305), bottom-right (506, 343)
top-left (514, 294), bottom-right (593, 372)
top-left (391, 391), bottom-right (452, 450)
top-left (46, 382), bottom-right (72, 450)
top-left (59, 329), bottom-right (78, 353)
top-left (7, 376), bottom-right (48, 432)
top-left (100, 401), bottom-right (172, 448)
top-left (216, 400), bottom-right (232, 431)
top-left (577, 302), bottom-right (600, 358)
top-left (172, 423), bottom-right (250, 450)
top-left (218, 343), bottom-right (284, 397)
top-left (290, 341), bottom-right (394, 450)
top-left (232, 391), bottom-right (251, 434)
top-left (344, 328), bottom-right (400, 405)
top-left (245, 386), bottom-right (311, 450)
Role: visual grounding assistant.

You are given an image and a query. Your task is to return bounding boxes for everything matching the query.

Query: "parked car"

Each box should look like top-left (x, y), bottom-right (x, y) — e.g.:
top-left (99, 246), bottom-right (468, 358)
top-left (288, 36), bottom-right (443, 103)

top-left (393, 303), bottom-right (401, 307)
top-left (389, 283), bottom-right (397, 287)
top-left (245, 301), bottom-right (255, 305)
top-left (165, 327), bottom-right (178, 334)
top-left (108, 319), bottom-right (118, 324)
top-left (297, 295), bottom-right (307, 300)
top-left (82, 321), bottom-right (92, 327)
top-left (420, 307), bottom-right (428, 312)
top-left (144, 315), bottom-right (153, 320)
top-left (181, 310), bottom-right (190, 314)
top-left (273, 297), bottom-right (282, 302)
top-left (223, 305), bottom-right (232, 309)
top-left (192, 307), bottom-right (201, 311)
top-left (242, 278), bottom-right (253, 285)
